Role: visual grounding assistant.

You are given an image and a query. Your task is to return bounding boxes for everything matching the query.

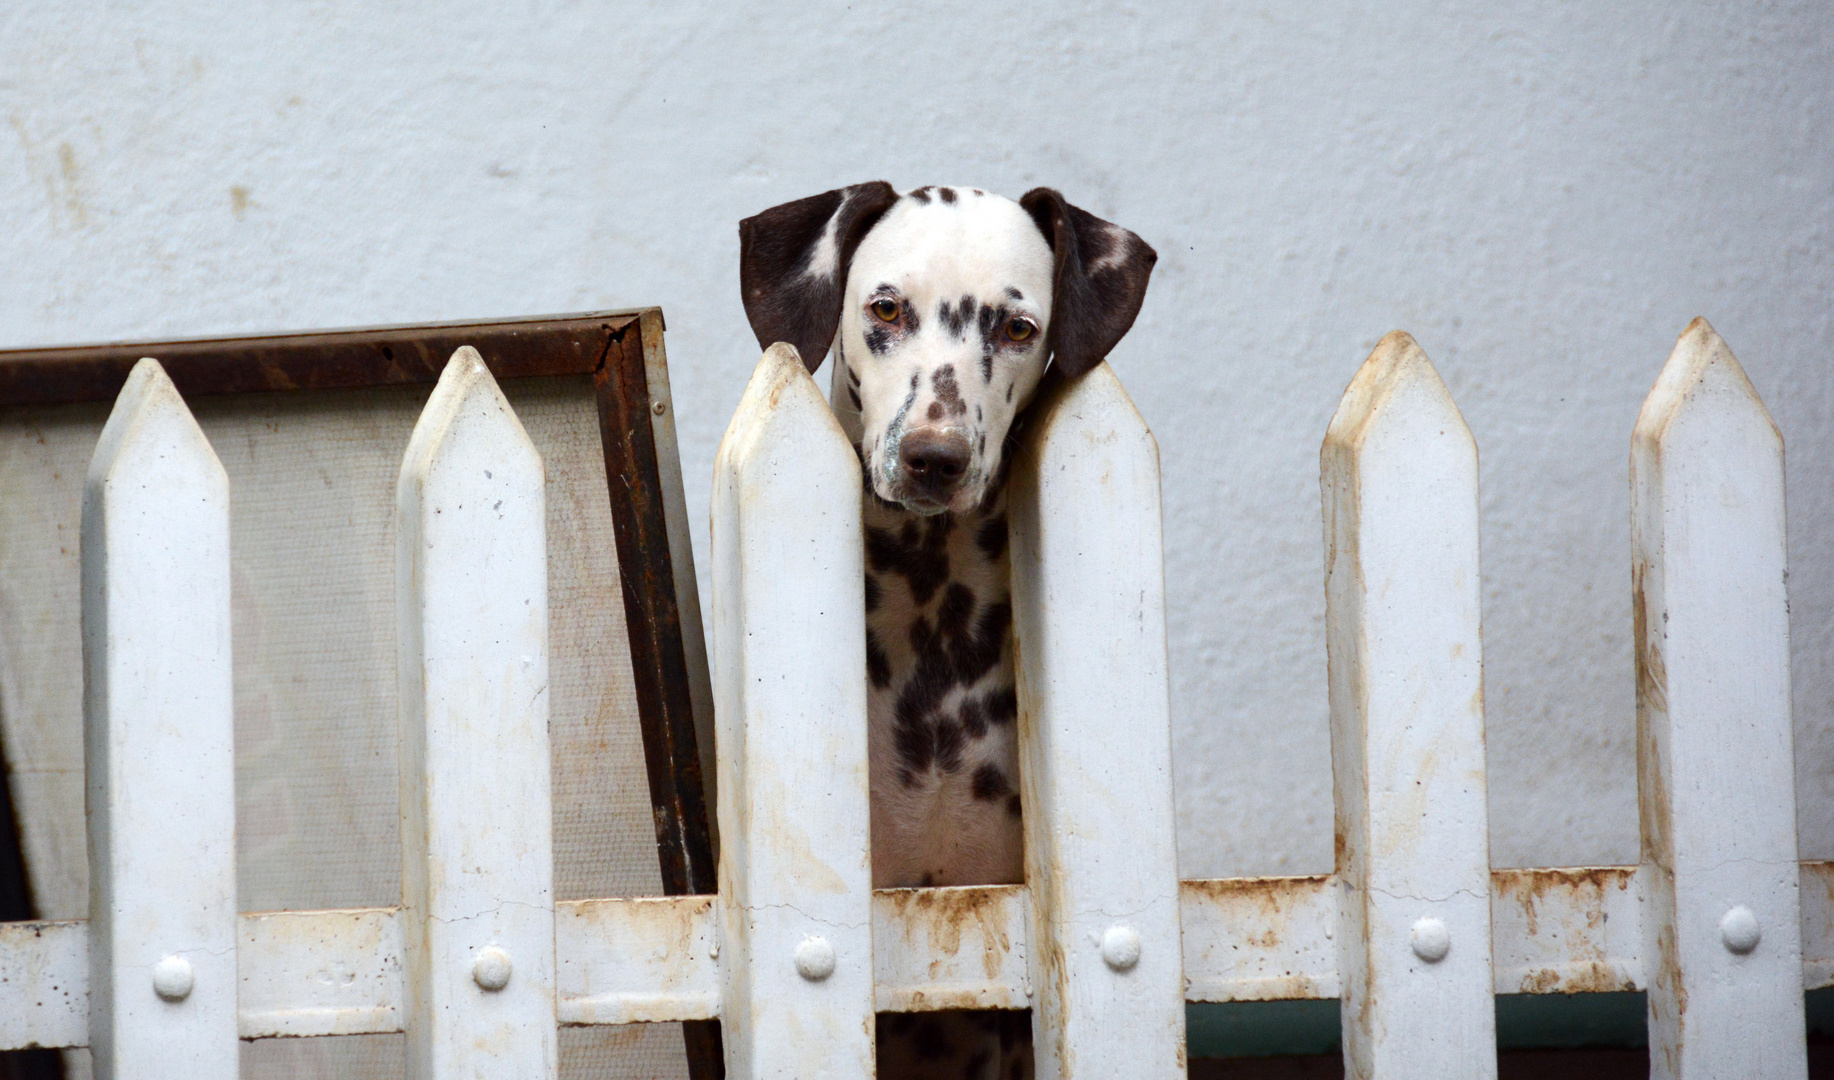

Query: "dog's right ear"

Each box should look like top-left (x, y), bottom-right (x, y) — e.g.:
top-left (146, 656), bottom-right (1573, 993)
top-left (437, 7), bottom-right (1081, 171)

top-left (739, 181), bottom-right (900, 374)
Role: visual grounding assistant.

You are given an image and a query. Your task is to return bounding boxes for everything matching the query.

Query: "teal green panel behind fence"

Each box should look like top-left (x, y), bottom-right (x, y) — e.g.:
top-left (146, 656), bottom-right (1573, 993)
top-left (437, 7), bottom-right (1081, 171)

top-left (1191, 989), bottom-right (1834, 1059)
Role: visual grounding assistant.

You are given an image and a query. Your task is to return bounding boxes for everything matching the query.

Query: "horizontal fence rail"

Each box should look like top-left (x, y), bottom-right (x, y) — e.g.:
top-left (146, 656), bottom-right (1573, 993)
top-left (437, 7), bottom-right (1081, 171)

top-left (11, 863), bottom-right (1834, 1045)
top-left (0, 319), bottom-right (1814, 1078)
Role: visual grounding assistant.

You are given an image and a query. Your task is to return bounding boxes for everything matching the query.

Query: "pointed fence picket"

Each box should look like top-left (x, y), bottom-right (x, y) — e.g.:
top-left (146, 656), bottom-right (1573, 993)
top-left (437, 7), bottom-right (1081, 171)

top-left (710, 342), bottom-right (875, 1076)
top-left (1632, 319), bottom-right (1806, 1079)
top-left (396, 348), bottom-right (557, 1078)
top-left (81, 358), bottom-right (239, 1079)
top-left (1322, 333), bottom-right (1496, 1079)
top-left (1010, 364), bottom-right (1186, 1076)
top-left (0, 324), bottom-right (1823, 1080)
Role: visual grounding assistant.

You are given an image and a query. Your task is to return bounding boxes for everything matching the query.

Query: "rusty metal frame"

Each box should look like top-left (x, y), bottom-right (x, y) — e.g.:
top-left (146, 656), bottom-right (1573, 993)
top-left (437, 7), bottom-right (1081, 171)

top-left (0, 309), bottom-right (723, 1076)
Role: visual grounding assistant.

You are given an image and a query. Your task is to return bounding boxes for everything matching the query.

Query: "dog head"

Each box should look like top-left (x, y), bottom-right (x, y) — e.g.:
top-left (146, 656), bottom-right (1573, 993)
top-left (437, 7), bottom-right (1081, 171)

top-left (741, 183), bottom-right (1155, 515)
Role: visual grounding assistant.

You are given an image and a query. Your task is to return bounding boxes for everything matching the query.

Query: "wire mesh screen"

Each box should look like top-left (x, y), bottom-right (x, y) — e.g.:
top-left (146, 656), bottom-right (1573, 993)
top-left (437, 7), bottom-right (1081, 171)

top-left (0, 375), bottom-right (691, 1078)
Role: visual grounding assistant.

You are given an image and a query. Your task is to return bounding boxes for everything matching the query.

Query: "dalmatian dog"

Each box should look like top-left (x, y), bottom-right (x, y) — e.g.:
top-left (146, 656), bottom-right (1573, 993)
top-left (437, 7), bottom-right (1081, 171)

top-left (739, 182), bottom-right (1154, 1079)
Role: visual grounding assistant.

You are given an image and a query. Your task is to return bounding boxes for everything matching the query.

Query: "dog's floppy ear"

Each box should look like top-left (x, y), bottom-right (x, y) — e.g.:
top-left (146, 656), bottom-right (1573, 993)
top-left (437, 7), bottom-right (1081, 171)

top-left (1019, 188), bottom-right (1157, 379)
top-left (739, 181), bottom-right (900, 374)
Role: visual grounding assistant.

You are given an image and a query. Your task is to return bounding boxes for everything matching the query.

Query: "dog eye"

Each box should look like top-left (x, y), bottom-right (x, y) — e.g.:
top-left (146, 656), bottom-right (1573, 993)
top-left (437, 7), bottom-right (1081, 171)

top-left (1006, 318), bottom-right (1036, 342)
top-left (871, 298), bottom-right (900, 323)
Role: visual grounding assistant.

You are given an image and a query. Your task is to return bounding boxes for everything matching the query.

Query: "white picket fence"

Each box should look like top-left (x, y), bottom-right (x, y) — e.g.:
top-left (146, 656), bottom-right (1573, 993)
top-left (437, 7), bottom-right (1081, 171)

top-left (0, 319), bottom-right (1823, 1078)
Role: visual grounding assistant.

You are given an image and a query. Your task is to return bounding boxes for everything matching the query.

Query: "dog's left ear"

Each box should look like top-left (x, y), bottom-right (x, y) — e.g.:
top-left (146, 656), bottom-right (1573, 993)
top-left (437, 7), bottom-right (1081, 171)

top-left (739, 181), bottom-right (900, 373)
top-left (1019, 188), bottom-right (1157, 379)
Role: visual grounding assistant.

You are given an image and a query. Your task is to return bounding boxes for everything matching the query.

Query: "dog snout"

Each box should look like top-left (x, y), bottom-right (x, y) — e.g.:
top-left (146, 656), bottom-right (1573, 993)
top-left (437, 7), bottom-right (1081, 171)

top-left (898, 429), bottom-right (971, 497)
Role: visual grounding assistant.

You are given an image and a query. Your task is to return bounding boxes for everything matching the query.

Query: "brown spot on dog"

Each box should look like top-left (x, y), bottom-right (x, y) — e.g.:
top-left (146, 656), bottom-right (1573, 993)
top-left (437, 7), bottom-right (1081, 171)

top-left (933, 364), bottom-right (967, 416)
top-left (971, 763), bottom-right (1010, 801)
top-left (960, 697), bottom-right (988, 738)
top-left (976, 516), bottom-right (1008, 561)
top-left (867, 517), bottom-right (952, 604)
top-left (890, 594), bottom-right (1011, 779)
top-left (866, 628), bottom-right (892, 689)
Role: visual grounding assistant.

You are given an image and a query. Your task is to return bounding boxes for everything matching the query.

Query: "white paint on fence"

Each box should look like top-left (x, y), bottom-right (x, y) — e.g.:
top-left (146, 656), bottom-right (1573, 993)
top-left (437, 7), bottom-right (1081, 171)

top-left (80, 358), bottom-right (238, 1078)
top-left (556, 895), bottom-right (721, 1025)
top-left (396, 347), bottom-right (557, 1078)
top-left (1490, 867), bottom-right (1642, 994)
top-left (0, 917), bottom-right (88, 1048)
top-left (2, 320), bottom-right (1824, 1077)
top-left (237, 906), bottom-right (404, 1038)
top-left (1180, 876), bottom-right (1340, 1002)
top-left (1009, 363), bottom-right (1187, 1077)
top-left (1632, 318), bottom-right (1807, 1079)
top-left (872, 885), bottom-right (1031, 1013)
top-left (1322, 332), bottom-right (1496, 1079)
top-left (18, 861), bottom-right (1834, 1053)
top-left (711, 343), bottom-right (874, 1077)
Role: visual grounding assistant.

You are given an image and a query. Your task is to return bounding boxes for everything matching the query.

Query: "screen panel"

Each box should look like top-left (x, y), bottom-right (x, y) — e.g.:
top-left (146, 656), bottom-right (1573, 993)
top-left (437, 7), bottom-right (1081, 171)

top-left (0, 313), bottom-right (708, 1079)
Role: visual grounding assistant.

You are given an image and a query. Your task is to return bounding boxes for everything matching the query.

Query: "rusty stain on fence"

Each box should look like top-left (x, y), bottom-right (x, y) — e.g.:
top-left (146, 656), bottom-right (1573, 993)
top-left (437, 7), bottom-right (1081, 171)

top-left (878, 885), bottom-right (1014, 979)
top-left (1491, 868), bottom-right (1637, 995)
top-left (1180, 876), bottom-right (1339, 1002)
top-left (2, 318), bottom-right (1821, 1075)
top-left (872, 884), bottom-right (1030, 1013)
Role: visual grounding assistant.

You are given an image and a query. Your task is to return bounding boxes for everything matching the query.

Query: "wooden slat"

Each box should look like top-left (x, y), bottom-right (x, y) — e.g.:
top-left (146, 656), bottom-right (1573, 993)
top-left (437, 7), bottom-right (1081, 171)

top-left (0, 918), bottom-right (88, 1049)
top-left (396, 349), bottom-right (557, 1077)
top-left (872, 885), bottom-right (1031, 1013)
top-left (1799, 862), bottom-right (1834, 990)
top-left (82, 358), bottom-right (239, 1078)
top-left (710, 344), bottom-right (875, 1077)
top-left (1009, 363), bottom-right (1187, 1076)
top-left (1321, 332), bottom-right (1496, 1078)
top-left (1632, 319), bottom-right (1806, 1079)
top-left (1490, 867), bottom-right (1642, 994)
top-left (556, 896), bottom-right (721, 1026)
top-left (238, 907), bottom-right (405, 1039)
top-left (1181, 876), bottom-right (1340, 1002)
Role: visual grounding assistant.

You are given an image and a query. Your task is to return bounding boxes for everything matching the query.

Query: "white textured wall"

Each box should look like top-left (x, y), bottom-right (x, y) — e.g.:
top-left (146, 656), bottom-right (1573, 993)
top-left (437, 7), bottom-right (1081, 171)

top-left (3, 1), bottom-right (1829, 879)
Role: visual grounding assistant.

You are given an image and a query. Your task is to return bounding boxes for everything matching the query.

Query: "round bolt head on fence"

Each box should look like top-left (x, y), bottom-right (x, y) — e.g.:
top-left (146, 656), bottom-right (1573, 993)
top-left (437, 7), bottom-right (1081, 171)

top-left (152, 954), bottom-right (195, 1001)
top-left (472, 946), bottom-right (514, 991)
top-left (1409, 918), bottom-right (1451, 963)
top-left (794, 935), bottom-right (836, 981)
top-left (1101, 925), bottom-right (1142, 972)
top-left (1720, 906), bottom-right (1762, 954)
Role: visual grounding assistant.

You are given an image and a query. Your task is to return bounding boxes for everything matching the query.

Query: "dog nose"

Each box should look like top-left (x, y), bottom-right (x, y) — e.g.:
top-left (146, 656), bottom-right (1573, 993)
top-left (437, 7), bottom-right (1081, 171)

top-left (899, 430), bottom-right (971, 495)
